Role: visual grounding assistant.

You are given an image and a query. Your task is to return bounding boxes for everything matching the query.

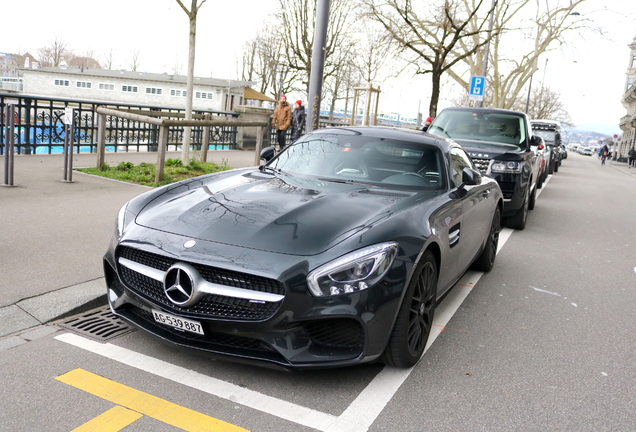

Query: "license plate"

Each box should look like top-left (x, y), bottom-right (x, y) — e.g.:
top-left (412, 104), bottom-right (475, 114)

top-left (152, 310), bottom-right (204, 335)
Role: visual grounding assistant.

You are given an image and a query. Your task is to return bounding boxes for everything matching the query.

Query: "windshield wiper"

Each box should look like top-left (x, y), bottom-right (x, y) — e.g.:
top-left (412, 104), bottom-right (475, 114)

top-left (318, 177), bottom-right (371, 186)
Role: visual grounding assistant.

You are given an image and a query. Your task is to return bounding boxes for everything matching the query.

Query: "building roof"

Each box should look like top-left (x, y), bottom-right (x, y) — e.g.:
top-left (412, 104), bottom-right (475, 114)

top-left (22, 67), bottom-right (254, 88)
top-left (244, 87), bottom-right (275, 102)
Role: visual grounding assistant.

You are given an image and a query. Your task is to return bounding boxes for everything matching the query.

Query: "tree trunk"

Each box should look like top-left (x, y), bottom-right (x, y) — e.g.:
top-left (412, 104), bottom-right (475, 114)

top-left (181, 0), bottom-right (198, 163)
top-left (429, 70), bottom-right (442, 119)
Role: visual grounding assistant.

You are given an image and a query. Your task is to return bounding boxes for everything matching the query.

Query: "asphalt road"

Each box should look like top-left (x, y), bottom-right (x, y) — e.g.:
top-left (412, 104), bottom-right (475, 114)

top-left (1, 152), bottom-right (635, 432)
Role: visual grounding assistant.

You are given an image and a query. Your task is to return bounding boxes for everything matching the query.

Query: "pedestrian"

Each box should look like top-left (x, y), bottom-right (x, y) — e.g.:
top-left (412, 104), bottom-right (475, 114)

top-left (272, 94), bottom-right (292, 151)
top-left (601, 143), bottom-right (609, 165)
top-left (421, 117), bottom-right (433, 132)
top-left (628, 146), bottom-right (636, 168)
top-left (290, 100), bottom-right (306, 144)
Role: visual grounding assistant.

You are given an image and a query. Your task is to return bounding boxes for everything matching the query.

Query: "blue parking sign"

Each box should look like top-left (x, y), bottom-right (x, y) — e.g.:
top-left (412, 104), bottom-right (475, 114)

top-left (469, 75), bottom-right (485, 101)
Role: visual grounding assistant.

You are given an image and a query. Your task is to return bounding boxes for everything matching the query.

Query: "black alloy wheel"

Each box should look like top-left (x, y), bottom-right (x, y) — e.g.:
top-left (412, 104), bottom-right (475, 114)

top-left (381, 250), bottom-right (437, 368)
top-left (470, 207), bottom-right (501, 272)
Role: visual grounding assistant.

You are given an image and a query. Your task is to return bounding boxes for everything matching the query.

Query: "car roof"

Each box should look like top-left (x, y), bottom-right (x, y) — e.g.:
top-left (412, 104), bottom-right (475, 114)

top-left (531, 119), bottom-right (562, 127)
top-left (438, 106), bottom-right (528, 117)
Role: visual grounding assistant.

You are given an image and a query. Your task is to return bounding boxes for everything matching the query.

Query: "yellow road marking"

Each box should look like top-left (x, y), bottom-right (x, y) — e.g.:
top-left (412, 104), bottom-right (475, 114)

top-left (56, 369), bottom-right (249, 432)
top-left (70, 406), bottom-right (142, 432)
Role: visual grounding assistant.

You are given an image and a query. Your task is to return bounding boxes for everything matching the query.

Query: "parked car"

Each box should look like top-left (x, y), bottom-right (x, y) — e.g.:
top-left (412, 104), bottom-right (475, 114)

top-left (428, 107), bottom-right (540, 230)
top-left (104, 126), bottom-right (503, 370)
top-left (531, 119), bottom-right (563, 173)
top-left (532, 136), bottom-right (550, 189)
top-left (580, 147), bottom-right (594, 156)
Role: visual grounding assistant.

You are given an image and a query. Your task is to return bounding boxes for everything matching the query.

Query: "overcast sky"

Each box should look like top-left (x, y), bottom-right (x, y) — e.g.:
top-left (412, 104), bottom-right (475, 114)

top-left (4, 0), bottom-right (636, 134)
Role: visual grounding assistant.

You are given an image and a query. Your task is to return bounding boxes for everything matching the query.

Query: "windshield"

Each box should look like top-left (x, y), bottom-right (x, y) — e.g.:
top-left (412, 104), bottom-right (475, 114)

top-left (429, 110), bottom-right (527, 149)
top-left (532, 129), bottom-right (555, 143)
top-left (267, 130), bottom-right (445, 189)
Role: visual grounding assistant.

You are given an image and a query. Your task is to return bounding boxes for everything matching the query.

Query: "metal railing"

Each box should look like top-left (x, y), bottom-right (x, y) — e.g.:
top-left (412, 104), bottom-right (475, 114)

top-left (0, 93), bottom-right (240, 155)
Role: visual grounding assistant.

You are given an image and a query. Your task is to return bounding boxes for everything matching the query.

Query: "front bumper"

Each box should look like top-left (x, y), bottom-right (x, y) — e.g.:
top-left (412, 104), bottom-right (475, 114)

top-left (104, 233), bottom-right (410, 370)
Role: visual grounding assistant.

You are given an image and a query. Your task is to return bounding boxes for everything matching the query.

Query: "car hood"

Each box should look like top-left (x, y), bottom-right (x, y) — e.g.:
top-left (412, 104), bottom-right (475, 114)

top-left (135, 169), bottom-right (422, 255)
top-left (452, 138), bottom-right (527, 161)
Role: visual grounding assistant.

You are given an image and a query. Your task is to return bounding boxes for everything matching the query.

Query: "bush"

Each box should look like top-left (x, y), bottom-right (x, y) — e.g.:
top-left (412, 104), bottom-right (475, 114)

top-left (116, 161), bottom-right (134, 171)
top-left (165, 158), bottom-right (182, 167)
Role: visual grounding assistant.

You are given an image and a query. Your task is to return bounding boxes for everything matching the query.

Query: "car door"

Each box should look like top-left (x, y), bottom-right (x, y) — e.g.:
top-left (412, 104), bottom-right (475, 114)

top-left (448, 147), bottom-right (493, 273)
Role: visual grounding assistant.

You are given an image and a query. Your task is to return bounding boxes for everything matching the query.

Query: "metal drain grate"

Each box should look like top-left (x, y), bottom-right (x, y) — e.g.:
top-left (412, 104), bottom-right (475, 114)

top-left (58, 306), bottom-right (136, 341)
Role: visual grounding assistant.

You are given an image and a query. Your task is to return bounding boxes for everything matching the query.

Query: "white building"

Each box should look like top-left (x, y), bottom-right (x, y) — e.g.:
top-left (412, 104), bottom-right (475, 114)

top-left (19, 66), bottom-right (274, 112)
top-left (619, 33), bottom-right (636, 158)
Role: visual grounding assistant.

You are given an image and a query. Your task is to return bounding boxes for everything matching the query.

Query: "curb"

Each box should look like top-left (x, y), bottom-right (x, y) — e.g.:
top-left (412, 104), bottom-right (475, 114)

top-left (0, 278), bottom-right (108, 339)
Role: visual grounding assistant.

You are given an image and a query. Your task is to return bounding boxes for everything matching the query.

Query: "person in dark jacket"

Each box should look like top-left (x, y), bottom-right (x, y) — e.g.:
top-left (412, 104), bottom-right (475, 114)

top-left (628, 146), bottom-right (636, 168)
top-left (272, 95), bottom-right (292, 150)
top-left (421, 116), bottom-right (433, 132)
top-left (290, 100), bottom-right (306, 143)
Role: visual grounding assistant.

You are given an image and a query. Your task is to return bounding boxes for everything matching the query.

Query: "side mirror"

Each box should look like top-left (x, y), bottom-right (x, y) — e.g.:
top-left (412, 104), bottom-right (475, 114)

top-left (260, 146), bottom-right (276, 163)
top-left (460, 167), bottom-right (481, 188)
top-left (530, 135), bottom-right (541, 146)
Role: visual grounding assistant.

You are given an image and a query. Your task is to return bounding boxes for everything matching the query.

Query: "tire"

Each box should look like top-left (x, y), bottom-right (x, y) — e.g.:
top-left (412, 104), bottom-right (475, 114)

top-left (381, 251), bottom-right (437, 368)
top-left (537, 172), bottom-right (544, 189)
top-left (528, 183), bottom-right (537, 210)
top-left (554, 161), bottom-right (560, 172)
top-left (471, 207), bottom-right (501, 272)
top-left (548, 160), bottom-right (555, 175)
top-left (505, 187), bottom-right (529, 230)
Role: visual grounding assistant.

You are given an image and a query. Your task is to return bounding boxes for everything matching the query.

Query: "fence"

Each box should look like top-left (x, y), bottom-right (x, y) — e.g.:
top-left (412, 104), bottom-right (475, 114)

top-left (0, 93), bottom-right (240, 156)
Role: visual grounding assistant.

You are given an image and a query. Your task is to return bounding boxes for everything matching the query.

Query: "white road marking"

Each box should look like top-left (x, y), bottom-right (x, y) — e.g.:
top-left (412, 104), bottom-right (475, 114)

top-left (530, 286), bottom-right (562, 296)
top-left (55, 201), bottom-right (519, 431)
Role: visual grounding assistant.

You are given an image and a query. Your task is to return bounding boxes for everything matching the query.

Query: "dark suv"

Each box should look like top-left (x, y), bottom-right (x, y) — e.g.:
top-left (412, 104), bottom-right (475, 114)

top-left (428, 107), bottom-right (540, 230)
top-left (531, 119), bottom-right (563, 174)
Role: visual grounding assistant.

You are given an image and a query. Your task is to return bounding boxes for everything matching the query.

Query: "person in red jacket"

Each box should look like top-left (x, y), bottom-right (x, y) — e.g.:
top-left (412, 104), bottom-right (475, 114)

top-left (272, 95), bottom-right (292, 150)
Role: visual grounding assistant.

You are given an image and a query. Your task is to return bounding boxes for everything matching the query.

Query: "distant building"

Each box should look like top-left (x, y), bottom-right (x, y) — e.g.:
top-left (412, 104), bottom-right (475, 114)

top-left (619, 33), bottom-right (636, 159)
top-left (18, 66), bottom-right (274, 112)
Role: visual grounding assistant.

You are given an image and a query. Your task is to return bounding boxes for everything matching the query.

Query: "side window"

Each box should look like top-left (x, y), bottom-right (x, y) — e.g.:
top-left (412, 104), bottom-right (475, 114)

top-left (449, 147), bottom-right (474, 187)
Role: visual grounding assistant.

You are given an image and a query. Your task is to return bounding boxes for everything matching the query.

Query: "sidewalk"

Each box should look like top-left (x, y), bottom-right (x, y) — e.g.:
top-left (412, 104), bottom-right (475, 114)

top-left (0, 149), bottom-right (258, 340)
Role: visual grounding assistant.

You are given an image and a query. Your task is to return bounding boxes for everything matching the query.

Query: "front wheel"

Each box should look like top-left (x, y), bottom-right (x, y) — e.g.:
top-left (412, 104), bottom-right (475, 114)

top-left (471, 207), bottom-right (501, 272)
top-left (381, 251), bottom-right (437, 368)
top-left (505, 188), bottom-right (529, 230)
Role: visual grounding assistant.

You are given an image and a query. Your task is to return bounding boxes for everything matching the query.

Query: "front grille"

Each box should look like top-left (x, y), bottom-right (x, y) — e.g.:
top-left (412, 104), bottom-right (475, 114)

top-left (472, 157), bottom-right (491, 174)
top-left (117, 246), bottom-right (283, 321)
top-left (131, 306), bottom-right (276, 353)
top-left (304, 319), bottom-right (364, 350)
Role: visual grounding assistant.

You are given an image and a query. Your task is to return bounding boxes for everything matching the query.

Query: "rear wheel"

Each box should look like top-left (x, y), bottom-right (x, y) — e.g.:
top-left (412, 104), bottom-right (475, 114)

top-left (381, 251), bottom-right (437, 368)
top-left (471, 207), bottom-right (501, 272)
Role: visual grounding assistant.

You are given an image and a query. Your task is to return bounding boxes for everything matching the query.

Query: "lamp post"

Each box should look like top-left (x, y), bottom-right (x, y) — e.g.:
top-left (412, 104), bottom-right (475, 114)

top-left (307, 0), bottom-right (330, 132)
top-left (476, 0), bottom-right (497, 108)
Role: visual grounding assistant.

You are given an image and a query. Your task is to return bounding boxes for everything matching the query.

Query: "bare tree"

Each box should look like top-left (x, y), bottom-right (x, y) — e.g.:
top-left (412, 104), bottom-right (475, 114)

top-left (275, 0), bottom-right (358, 95)
top-left (101, 48), bottom-right (117, 70)
top-left (448, 0), bottom-right (590, 109)
top-left (37, 35), bottom-right (72, 67)
top-left (241, 25), bottom-right (289, 98)
top-left (176, 0), bottom-right (207, 162)
top-left (363, 0), bottom-right (497, 118)
top-left (128, 49), bottom-right (141, 71)
top-left (512, 84), bottom-right (572, 125)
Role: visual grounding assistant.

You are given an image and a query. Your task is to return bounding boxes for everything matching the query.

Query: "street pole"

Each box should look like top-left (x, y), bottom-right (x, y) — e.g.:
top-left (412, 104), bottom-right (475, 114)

top-left (476, 0), bottom-right (497, 108)
top-left (307, 0), bottom-right (330, 133)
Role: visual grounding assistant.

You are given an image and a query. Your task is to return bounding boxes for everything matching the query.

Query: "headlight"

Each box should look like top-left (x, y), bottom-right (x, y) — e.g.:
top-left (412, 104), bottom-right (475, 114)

top-left (115, 202), bottom-right (134, 241)
top-left (307, 242), bottom-right (398, 297)
top-left (491, 160), bottom-right (522, 173)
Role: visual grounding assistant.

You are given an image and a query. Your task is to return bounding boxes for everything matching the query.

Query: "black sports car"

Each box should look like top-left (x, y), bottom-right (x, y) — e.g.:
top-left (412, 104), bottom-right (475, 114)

top-left (104, 126), bottom-right (503, 369)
